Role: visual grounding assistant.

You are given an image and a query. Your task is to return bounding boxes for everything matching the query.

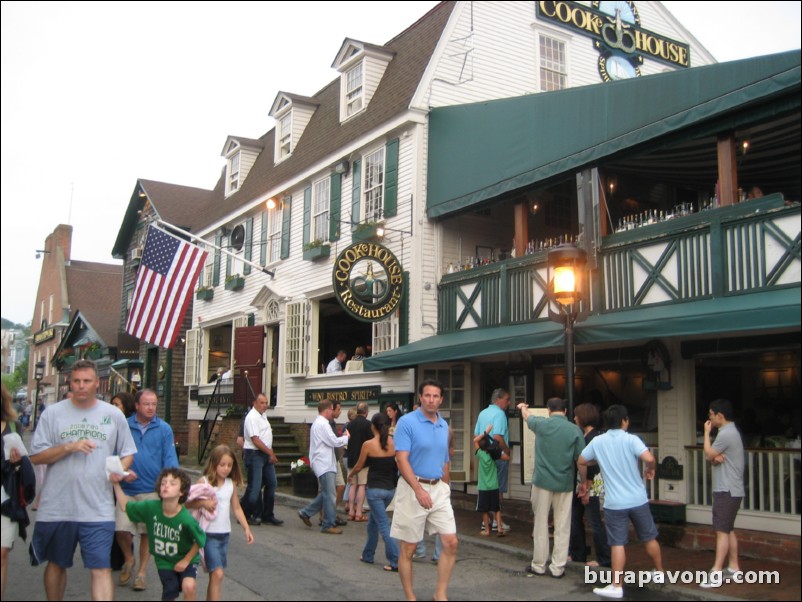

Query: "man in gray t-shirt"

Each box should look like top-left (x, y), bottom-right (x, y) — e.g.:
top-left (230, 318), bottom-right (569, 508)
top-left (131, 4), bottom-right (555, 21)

top-left (30, 360), bottom-right (137, 601)
top-left (701, 399), bottom-right (745, 587)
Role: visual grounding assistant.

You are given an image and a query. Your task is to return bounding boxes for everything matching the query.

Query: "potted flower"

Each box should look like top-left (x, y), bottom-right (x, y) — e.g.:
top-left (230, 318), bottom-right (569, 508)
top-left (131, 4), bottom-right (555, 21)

top-left (352, 220), bottom-right (383, 242)
top-left (196, 285), bottom-right (214, 301)
top-left (56, 348), bottom-right (75, 367)
top-left (290, 457), bottom-right (317, 496)
top-left (303, 238), bottom-right (330, 261)
top-left (224, 273), bottom-right (245, 291)
top-left (85, 342), bottom-right (103, 360)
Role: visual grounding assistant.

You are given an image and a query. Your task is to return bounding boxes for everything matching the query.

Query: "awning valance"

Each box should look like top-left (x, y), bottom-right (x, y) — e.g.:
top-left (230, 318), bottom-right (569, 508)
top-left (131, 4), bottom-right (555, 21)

top-left (427, 51), bottom-right (801, 218)
top-left (364, 287), bottom-right (800, 371)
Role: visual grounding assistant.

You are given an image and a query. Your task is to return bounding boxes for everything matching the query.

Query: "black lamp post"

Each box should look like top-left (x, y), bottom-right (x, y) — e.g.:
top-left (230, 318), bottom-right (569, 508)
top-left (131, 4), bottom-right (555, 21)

top-left (547, 244), bottom-right (588, 419)
top-left (32, 360), bottom-right (45, 430)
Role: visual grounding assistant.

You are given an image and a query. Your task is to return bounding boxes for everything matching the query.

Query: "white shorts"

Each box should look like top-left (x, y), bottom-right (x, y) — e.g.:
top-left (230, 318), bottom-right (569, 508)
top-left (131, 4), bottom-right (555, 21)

top-left (390, 478), bottom-right (456, 543)
top-left (335, 463), bottom-right (345, 488)
top-left (1, 513), bottom-right (18, 548)
top-left (115, 492), bottom-right (159, 534)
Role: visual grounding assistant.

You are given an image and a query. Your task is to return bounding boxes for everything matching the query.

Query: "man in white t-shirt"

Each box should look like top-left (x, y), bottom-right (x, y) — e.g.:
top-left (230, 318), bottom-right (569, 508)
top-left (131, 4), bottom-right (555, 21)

top-left (240, 394), bottom-right (282, 526)
top-left (30, 359), bottom-right (137, 601)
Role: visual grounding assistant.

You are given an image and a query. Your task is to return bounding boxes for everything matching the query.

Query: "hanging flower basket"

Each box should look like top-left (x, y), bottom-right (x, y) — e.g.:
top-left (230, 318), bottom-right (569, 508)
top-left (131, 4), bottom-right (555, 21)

top-left (225, 275), bottom-right (245, 291)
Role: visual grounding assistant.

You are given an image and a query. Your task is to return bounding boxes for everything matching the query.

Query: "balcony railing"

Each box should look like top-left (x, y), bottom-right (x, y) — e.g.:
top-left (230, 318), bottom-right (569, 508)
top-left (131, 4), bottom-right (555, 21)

top-left (438, 195), bottom-right (799, 333)
top-left (686, 446), bottom-right (801, 516)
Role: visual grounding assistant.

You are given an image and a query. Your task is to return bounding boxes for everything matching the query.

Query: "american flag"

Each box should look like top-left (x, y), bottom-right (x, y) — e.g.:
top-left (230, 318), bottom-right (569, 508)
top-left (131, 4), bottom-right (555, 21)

top-left (126, 226), bottom-right (208, 348)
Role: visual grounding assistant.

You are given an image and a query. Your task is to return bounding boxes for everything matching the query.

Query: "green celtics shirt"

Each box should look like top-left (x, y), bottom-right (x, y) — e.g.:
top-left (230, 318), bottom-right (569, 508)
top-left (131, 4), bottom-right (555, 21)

top-left (126, 499), bottom-right (206, 570)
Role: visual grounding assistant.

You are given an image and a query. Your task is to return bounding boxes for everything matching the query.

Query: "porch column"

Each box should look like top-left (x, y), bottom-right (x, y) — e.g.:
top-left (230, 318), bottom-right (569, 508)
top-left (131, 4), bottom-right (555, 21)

top-left (717, 133), bottom-right (738, 206)
top-left (514, 201), bottom-right (528, 257)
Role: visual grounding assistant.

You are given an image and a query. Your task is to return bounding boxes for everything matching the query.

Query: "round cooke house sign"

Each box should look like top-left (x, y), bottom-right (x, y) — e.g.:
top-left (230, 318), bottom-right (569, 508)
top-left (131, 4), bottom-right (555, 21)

top-left (333, 242), bottom-right (404, 322)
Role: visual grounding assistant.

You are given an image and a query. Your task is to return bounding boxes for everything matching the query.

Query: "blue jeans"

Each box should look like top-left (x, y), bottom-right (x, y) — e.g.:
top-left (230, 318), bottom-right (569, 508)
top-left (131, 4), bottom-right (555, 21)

top-left (300, 471), bottom-right (337, 530)
top-left (242, 450), bottom-right (277, 521)
top-left (362, 487), bottom-right (399, 567)
top-left (569, 494), bottom-right (610, 566)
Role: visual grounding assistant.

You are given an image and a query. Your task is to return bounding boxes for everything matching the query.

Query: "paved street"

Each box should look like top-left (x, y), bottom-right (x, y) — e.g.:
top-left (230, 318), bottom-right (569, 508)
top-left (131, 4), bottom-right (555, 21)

top-left (4, 495), bottom-right (693, 601)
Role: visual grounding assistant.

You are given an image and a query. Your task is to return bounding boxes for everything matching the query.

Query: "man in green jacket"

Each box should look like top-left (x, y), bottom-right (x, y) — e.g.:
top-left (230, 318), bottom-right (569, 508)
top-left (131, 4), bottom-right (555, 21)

top-left (519, 398), bottom-right (585, 578)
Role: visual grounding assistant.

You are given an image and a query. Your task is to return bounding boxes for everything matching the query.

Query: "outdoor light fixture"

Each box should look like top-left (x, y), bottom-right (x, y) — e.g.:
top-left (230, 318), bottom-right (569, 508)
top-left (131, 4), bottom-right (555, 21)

top-left (32, 360), bottom-right (45, 430)
top-left (547, 243), bottom-right (588, 418)
top-left (266, 198), bottom-right (278, 210)
top-left (35, 249), bottom-right (51, 259)
top-left (333, 159), bottom-right (350, 175)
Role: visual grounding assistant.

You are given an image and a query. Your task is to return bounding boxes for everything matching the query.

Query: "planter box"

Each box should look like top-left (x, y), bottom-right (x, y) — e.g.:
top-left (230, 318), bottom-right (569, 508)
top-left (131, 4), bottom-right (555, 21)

top-left (303, 244), bottom-right (331, 261)
top-left (352, 223), bottom-right (382, 242)
top-left (291, 472), bottom-right (318, 497)
top-left (196, 289), bottom-right (214, 301)
top-left (225, 277), bottom-right (245, 291)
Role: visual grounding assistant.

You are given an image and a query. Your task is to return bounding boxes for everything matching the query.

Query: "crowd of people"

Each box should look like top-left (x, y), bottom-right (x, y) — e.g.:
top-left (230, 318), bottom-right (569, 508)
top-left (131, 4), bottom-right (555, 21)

top-left (1, 360), bottom-right (746, 601)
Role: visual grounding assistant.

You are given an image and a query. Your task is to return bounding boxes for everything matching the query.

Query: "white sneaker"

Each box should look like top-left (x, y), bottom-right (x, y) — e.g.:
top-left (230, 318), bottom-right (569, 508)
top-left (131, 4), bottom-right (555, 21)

top-left (593, 584), bottom-right (623, 599)
top-left (651, 570), bottom-right (664, 584)
top-left (699, 571), bottom-right (723, 589)
top-left (725, 568), bottom-right (743, 579)
top-left (491, 520), bottom-right (511, 533)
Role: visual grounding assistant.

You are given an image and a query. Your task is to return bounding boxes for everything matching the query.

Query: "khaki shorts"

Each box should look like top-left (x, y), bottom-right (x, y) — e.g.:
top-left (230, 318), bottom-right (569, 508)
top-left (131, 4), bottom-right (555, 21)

top-left (115, 492), bottom-right (159, 534)
top-left (390, 477), bottom-right (456, 543)
top-left (335, 463), bottom-right (345, 487)
top-left (350, 467), bottom-right (369, 486)
top-left (1, 513), bottom-right (18, 549)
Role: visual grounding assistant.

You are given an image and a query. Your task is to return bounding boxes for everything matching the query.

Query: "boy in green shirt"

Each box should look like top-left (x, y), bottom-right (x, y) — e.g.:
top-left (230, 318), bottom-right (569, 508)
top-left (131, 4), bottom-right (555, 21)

top-left (112, 467), bottom-right (206, 601)
top-left (474, 424), bottom-right (506, 538)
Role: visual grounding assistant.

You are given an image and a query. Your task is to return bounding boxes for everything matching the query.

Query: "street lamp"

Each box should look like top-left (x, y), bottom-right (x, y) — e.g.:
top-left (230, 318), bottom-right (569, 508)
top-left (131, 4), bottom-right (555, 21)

top-left (32, 360), bottom-right (45, 430)
top-left (547, 244), bottom-right (588, 418)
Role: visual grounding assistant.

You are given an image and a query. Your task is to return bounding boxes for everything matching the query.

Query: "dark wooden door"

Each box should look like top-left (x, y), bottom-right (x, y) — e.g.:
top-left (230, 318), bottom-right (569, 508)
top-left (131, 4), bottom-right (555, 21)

top-left (233, 326), bottom-right (264, 406)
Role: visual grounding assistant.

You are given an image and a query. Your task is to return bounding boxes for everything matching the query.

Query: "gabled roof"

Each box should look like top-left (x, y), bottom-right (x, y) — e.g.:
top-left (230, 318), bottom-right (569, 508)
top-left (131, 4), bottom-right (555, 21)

top-left (112, 179), bottom-right (215, 258)
top-left (221, 136), bottom-right (265, 156)
top-left (64, 260), bottom-right (122, 346)
top-left (186, 1), bottom-right (455, 232)
top-left (331, 38), bottom-right (396, 70)
top-left (269, 92), bottom-right (320, 117)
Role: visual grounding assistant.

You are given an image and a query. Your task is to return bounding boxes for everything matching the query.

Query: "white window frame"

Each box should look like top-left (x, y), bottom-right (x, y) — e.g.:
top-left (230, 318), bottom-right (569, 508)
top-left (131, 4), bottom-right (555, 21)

top-left (371, 313), bottom-right (399, 356)
top-left (278, 112), bottom-right (292, 158)
top-left (363, 147), bottom-right (385, 222)
top-left (312, 177), bottom-right (330, 242)
top-left (538, 33), bottom-right (567, 92)
top-left (267, 205), bottom-right (281, 264)
top-left (228, 152), bottom-right (240, 193)
top-left (285, 300), bottom-right (308, 376)
top-left (184, 328), bottom-right (200, 386)
top-left (345, 61), bottom-right (364, 117)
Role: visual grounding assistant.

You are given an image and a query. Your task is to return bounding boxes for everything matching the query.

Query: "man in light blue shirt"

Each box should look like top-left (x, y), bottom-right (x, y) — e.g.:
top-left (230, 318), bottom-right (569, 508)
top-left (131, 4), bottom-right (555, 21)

top-left (578, 404), bottom-right (664, 599)
top-left (474, 388), bottom-right (510, 532)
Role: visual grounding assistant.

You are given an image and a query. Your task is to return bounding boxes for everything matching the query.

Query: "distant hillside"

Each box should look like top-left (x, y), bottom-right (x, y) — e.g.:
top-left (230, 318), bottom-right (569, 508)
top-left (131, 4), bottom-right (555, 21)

top-left (1, 317), bottom-right (28, 330)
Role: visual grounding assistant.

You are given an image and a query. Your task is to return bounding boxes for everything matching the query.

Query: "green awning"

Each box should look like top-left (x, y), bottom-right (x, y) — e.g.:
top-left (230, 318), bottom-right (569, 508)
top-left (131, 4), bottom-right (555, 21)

top-left (427, 51), bottom-right (801, 218)
top-left (364, 288), bottom-right (800, 370)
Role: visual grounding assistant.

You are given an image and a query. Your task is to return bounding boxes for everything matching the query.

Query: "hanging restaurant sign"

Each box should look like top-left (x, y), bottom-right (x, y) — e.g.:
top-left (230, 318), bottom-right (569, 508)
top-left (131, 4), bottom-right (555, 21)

top-left (333, 241), bottom-right (404, 323)
top-left (536, 1), bottom-right (690, 82)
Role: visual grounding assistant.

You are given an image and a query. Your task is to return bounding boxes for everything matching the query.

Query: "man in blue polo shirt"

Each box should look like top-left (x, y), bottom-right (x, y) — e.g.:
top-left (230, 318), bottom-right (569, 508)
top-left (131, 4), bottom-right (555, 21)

top-left (391, 379), bottom-right (457, 601)
top-left (116, 389), bottom-right (179, 591)
top-left (578, 404), bottom-right (664, 599)
top-left (474, 388), bottom-right (511, 532)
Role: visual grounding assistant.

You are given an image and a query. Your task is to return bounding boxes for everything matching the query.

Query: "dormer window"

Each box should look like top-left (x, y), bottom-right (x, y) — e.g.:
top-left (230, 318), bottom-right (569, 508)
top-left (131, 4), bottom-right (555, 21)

top-left (345, 62), bottom-right (364, 117)
top-left (228, 152), bottom-right (240, 193)
top-left (278, 113), bottom-right (292, 158)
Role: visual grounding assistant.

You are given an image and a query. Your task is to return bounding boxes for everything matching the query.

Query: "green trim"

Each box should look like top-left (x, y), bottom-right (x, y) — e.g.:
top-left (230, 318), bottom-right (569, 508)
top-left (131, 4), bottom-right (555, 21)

top-left (302, 186), bottom-right (312, 247)
top-left (260, 211), bottom-right (268, 266)
top-left (243, 217), bottom-right (253, 275)
top-left (330, 173), bottom-right (342, 241)
top-left (384, 138), bottom-right (399, 218)
top-left (351, 160), bottom-right (361, 226)
top-left (280, 195), bottom-right (292, 259)
top-left (213, 233), bottom-right (222, 286)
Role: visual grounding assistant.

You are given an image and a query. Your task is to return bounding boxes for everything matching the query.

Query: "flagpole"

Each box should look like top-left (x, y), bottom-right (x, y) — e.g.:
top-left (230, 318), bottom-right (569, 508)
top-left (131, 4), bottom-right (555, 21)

top-left (152, 218), bottom-right (275, 278)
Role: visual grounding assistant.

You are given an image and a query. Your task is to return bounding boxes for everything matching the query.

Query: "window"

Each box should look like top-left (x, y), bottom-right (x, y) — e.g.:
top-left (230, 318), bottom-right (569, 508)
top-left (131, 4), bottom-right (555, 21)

top-left (363, 147), bottom-right (385, 221)
top-left (539, 35), bottom-right (566, 91)
top-left (313, 178), bottom-right (330, 242)
top-left (228, 152), bottom-right (240, 192)
top-left (278, 113), bottom-right (292, 158)
top-left (285, 300), bottom-right (308, 376)
top-left (372, 313), bottom-right (399, 356)
top-left (345, 62), bottom-right (364, 117)
top-left (267, 206), bottom-right (281, 263)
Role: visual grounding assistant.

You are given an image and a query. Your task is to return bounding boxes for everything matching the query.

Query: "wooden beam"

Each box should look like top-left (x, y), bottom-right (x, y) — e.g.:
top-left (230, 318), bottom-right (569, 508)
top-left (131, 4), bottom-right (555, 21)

top-left (717, 134), bottom-right (738, 207)
top-left (514, 201), bottom-right (528, 257)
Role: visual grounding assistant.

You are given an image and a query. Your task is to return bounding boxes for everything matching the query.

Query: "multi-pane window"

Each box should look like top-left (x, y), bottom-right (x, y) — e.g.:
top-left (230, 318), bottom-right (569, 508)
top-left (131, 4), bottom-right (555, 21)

top-left (267, 206), bottom-right (281, 263)
top-left (363, 148), bottom-right (385, 221)
top-left (228, 152), bottom-right (240, 192)
top-left (313, 178), bottom-right (330, 242)
top-left (539, 35), bottom-right (566, 91)
top-left (372, 313), bottom-right (399, 356)
top-left (279, 113), bottom-right (292, 158)
top-left (346, 62), bottom-right (364, 116)
top-left (285, 300), bottom-right (307, 376)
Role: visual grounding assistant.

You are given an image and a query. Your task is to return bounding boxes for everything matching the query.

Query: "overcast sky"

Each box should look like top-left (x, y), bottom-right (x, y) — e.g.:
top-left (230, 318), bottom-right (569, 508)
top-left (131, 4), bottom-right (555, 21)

top-left (2, 1), bottom-right (800, 325)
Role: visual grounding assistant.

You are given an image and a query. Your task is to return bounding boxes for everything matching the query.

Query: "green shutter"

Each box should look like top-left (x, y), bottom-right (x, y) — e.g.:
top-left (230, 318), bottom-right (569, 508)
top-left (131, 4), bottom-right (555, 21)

top-left (213, 233), bottom-right (222, 286)
top-left (260, 211), bottom-right (267, 266)
top-left (243, 217), bottom-right (253, 275)
top-left (280, 195), bottom-right (292, 259)
top-left (225, 239), bottom-right (232, 278)
top-left (351, 159), bottom-right (361, 229)
top-left (384, 138), bottom-right (399, 218)
top-left (330, 173), bottom-right (341, 241)
top-left (303, 186), bottom-right (312, 246)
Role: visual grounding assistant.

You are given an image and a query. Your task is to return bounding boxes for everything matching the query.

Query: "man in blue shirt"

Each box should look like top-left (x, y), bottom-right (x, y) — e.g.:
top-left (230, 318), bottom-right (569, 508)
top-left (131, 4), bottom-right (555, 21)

top-left (391, 379), bottom-right (457, 601)
top-left (116, 389), bottom-right (179, 591)
top-left (578, 404), bottom-right (664, 599)
top-left (474, 388), bottom-right (511, 532)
